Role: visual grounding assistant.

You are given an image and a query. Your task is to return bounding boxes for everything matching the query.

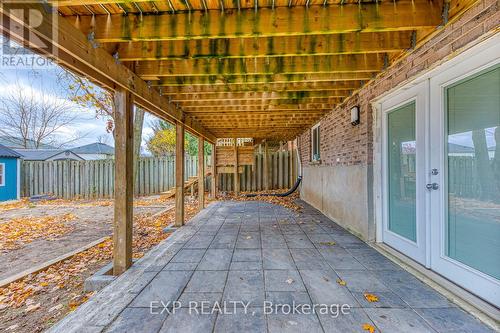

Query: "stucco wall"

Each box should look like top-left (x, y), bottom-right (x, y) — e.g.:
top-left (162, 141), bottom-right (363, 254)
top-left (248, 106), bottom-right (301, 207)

top-left (301, 165), bottom-right (373, 240)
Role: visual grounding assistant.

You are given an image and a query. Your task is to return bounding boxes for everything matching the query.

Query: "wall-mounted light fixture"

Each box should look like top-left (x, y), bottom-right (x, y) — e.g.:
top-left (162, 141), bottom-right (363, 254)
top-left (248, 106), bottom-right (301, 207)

top-left (350, 106), bottom-right (360, 126)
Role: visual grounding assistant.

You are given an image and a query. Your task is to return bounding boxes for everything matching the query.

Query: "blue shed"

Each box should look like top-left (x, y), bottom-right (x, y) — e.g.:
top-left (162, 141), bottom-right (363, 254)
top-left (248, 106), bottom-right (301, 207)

top-left (0, 144), bottom-right (22, 202)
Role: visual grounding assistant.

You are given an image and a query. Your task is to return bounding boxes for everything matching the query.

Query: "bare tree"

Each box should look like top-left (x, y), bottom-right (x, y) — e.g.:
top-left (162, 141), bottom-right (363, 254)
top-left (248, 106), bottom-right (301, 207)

top-left (58, 68), bottom-right (146, 182)
top-left (0, 79), bottom-right (79, 148)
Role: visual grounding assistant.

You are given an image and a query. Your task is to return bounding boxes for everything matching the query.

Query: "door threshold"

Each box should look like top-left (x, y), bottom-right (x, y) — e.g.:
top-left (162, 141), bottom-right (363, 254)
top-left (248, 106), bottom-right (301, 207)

top-left (372, 242), bottom-right (500, 330)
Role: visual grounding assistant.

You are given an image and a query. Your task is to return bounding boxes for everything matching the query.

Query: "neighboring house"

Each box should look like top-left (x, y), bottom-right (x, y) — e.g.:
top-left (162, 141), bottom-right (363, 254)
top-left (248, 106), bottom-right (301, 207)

top-left (0, 144), bottom-right (21, 202)
top-left (448, 142), bottom-right (496, 159)
top-left (0, 135), bottom-right (56, 149)
top-left (71, 143), bottom-right (114, 160)
top-left (15, 149), bottom-right (84, 161)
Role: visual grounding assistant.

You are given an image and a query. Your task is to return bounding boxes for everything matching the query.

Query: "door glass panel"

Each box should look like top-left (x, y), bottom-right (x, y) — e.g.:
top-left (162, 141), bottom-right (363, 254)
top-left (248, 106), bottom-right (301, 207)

top-left (446, 66), bottom-right (500, 279)
top-left (388, 101), bottom-right (417, 242)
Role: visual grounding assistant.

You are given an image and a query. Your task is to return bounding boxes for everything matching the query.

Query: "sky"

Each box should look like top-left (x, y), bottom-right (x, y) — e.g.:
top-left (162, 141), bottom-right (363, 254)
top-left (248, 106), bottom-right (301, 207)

top-left (0, 57), bottom-right (158, 152)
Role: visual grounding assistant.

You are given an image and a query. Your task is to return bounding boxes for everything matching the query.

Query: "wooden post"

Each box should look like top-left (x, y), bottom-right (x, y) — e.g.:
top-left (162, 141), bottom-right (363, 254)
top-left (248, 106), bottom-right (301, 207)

top-left (263, 141), bottom-right (269, 190)
top-left (234, 139), bottom-right (240, 194)
top-left (211, 144), bottom-right (217, 198)
top-left (198, 137), bottom-right (205, 210)
top-left (112, 88), bottom-right (134, 276)
top-left (175, 122), bottom-right (185, 227)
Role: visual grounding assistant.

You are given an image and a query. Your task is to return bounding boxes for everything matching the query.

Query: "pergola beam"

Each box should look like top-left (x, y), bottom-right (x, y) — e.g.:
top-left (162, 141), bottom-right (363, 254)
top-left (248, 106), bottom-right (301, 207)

top-left (160, 82), bottom-right (362, 94)
top-left (108, 31), bottom-right (413, 61)
top-left (177, 97), bottom-right (342, 106)
top-left (135, 54), bottom-right (386, 78)
top-left (69, 2), bottom-right (441, 42)
top-left (151, 72), bottom-right (375, 86)
top-left (183, 104), bottom-right (331, 111)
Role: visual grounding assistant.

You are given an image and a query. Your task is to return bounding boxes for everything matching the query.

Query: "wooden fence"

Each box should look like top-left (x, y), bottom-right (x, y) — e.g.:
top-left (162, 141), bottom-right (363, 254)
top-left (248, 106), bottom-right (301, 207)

top-left (218, 150), bottom-right (298, 192)
top-left (21, 150), bottom-right (298, 199)
top-left (21, 156), bottom-right (201, 199)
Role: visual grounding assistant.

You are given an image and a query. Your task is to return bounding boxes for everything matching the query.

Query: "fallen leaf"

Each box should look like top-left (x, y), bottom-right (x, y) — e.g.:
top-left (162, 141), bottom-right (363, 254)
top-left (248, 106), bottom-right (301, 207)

top-left (49, 304), bottom-right (63, 313)
top-left (362, 323), bottom-right (376, 333)
top-left (336, 278), bottom-right (346, 286)
top-left (319, 241), bottom-right (336, 246)
top-left (25, 302), bottom-right (41, 312)
top-left (285, 278), bottom-right (294, 284)
top-left (364, 293), bottom-right (379, 302)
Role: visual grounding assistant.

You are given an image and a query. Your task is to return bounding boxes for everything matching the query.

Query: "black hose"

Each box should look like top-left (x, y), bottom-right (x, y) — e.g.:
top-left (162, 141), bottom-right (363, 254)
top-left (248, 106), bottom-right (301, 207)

top-left (245, 176), bottom-right (302, 197)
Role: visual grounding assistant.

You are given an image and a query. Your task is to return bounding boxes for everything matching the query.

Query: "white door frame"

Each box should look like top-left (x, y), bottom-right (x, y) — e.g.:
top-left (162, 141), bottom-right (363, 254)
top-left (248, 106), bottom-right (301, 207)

top-left (373, 34), bottom-right (500, 306)
top-left (379, 81), bottom-right (428, 265)
top-left (429, 39), bottom-right (500, 306)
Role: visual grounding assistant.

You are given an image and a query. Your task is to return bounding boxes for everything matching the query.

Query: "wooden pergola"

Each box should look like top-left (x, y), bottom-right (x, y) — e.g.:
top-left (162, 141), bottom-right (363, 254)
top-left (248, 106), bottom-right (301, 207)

top-left (0, 0), bottom-right (474, 275)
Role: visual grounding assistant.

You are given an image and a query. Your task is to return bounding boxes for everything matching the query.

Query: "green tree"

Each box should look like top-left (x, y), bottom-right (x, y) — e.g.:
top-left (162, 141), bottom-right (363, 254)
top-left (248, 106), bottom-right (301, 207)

top-left (147, 120), bottom-right (212, 157)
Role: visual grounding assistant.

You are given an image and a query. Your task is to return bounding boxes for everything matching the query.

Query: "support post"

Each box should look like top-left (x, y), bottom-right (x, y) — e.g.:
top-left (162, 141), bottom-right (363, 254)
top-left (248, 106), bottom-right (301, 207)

top-left (211, 144), bottom-right (217, 198)
top-left (198, 137), bottom-right (205, 210)
top-left (234, 139), bottom-right (240, 194)
top-left (113, 88), bottom-right (134, 276)
top-left (175, 122), bottom-right (185, 227)
top-left (263, 141), bottom-right (269, 190)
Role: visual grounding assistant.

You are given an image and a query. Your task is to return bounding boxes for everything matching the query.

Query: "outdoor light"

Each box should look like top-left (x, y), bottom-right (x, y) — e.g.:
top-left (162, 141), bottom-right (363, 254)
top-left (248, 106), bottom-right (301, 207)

top-left (351, 106), bottom-right (360, 126)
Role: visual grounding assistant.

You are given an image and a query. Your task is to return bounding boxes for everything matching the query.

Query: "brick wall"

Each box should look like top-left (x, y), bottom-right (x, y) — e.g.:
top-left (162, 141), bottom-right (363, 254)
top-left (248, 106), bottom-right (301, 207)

top-left (298, 0), bottom-right (499, 167)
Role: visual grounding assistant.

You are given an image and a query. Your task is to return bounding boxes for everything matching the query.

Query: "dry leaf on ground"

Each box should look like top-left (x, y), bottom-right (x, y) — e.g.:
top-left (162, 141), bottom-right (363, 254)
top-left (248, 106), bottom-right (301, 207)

top-left (362, 323), bottom-right (376, 333)
top-left (0, 213), bottom-right (75, 250)
top-left (363, 293), bottom-right (379, 302)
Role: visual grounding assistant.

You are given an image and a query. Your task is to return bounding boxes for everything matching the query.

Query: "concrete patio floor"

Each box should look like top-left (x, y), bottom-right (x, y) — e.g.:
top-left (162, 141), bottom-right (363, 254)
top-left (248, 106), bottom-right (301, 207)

top-left (49, 200), bottom-right (493, 333)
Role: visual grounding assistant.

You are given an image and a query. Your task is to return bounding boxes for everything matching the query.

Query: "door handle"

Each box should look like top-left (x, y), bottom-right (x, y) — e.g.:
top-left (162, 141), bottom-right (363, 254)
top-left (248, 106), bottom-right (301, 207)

top-left (426, 183), bottom-right (439, 190)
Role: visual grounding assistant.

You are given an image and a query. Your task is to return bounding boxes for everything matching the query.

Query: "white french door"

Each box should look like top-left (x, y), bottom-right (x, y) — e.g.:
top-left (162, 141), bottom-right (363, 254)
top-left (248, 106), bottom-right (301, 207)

top-left (381, 81), bottom-right (428, 265)
top-left (429, 45), bottom-right (500, 306)
top-left (380, 35), bottom-right (500, 307)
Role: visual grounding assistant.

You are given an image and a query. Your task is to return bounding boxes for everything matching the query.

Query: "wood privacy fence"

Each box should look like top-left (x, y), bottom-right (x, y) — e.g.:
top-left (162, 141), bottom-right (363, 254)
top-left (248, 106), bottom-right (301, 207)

top-left (20, 150), bottom-right (298, 199)
top-left (21, 156), bottom-right (201, 199)
top-left (218, 150), bottom-right (298, 192)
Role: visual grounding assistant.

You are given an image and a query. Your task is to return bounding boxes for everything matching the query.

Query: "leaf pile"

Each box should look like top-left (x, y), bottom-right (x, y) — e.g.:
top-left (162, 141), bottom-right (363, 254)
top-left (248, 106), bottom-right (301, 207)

top-left (0, 199), bottom-right (203, 332)
top-left (0, 199), bottom-right (31, 211)
top-left (220, 190), bottom-right (302, 211)
top-left (133, 195), bottom-right (175, 207)
top-left (0, 214), bottom-right (76, 251)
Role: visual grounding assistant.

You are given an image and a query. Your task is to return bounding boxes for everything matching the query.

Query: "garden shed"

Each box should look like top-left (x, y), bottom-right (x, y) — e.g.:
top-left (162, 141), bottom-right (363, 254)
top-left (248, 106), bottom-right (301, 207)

top-left (0, 144), bottom-right (21, 202)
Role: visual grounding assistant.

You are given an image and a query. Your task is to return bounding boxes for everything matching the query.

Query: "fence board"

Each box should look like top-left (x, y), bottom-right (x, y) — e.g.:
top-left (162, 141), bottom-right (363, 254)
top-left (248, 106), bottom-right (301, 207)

top-left (21, 152), bottom-right (302, 198)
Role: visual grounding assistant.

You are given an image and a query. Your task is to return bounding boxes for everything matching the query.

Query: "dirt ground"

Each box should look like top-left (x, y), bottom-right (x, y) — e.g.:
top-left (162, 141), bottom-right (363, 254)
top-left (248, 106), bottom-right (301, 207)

top-left (0, 196), bottom-right (197, 333)
top-left (0, 198), bottom-right (172, 282)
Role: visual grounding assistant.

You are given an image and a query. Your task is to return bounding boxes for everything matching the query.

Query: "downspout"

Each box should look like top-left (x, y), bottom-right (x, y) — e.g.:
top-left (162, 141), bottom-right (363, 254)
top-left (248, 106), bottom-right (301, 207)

top-left (245, 138), bottom-right (303, 197)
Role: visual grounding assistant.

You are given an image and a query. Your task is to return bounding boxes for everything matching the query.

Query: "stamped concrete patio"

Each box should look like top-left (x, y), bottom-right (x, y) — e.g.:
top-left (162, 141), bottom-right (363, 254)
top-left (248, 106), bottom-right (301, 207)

top-left (50, 201), bottom-right (493, 333)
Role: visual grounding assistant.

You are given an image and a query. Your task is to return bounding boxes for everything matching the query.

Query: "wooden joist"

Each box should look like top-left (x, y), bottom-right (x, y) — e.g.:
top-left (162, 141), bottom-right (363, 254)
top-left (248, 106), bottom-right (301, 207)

top-left (167, 89), bottom-right (352, 99)
top-left (108, 31), bottom-right (414, 61)
top-left (69, 2), bottom-right (441, 42)
top-left (151, 72), bottom-right (375, 86)
top-left (135, 54), bottom-right (387, 78)
top-left (159, 81), bottom-right (363, 94)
